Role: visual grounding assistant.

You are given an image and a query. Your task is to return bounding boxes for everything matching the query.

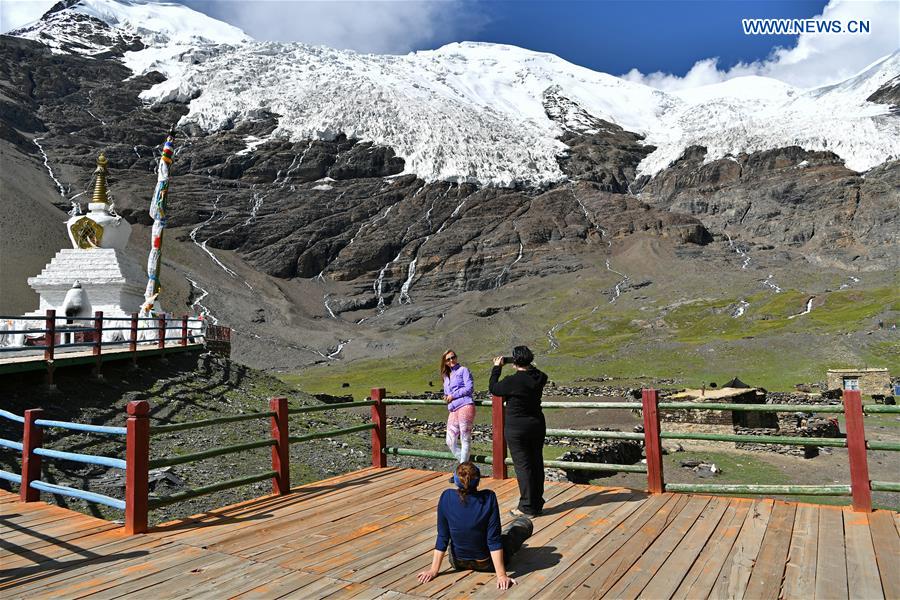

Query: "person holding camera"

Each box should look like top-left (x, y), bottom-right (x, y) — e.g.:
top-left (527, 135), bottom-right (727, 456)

top-left (441, 349), bottom-right (475, 463)
top-left (489, 346), bottom-right (548, 517)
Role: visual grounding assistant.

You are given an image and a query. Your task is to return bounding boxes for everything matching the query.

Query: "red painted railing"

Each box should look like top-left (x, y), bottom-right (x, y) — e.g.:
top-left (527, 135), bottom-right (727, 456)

top-left (0, 310), bottom-right (206, 384)
top-left (843, 390), bottom-right (872, 511)
top-left (4, 388), bottom-right (895, 536)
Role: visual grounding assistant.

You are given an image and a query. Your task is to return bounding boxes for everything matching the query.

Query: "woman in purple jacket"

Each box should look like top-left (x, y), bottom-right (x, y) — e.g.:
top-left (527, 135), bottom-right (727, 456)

top-left (441, 350), bottom-right (475, 463)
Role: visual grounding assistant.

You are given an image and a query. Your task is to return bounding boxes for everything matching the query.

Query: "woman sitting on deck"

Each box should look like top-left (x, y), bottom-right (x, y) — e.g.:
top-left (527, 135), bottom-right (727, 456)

top-left (417, 462), bottom-right (533, 590)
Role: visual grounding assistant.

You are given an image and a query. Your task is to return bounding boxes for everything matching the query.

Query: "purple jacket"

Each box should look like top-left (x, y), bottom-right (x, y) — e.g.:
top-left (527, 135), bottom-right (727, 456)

top-left (444, 364), bottom-right (474, 412)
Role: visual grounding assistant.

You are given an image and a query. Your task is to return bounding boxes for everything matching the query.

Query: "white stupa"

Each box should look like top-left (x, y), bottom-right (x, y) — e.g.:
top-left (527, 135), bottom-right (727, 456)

top-left (27, 154), bottom-right (146, 319)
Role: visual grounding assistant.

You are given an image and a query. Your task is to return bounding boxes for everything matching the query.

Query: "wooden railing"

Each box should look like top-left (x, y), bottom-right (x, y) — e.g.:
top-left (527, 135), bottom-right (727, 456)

top-left (0, 408), bottom-right (129, 515)
top-left (2, 388), bottom-right (897, 535)
top-left (377, 388), bottom-right (900, 513)
top-left (0, 311), bottom-right (205, 384)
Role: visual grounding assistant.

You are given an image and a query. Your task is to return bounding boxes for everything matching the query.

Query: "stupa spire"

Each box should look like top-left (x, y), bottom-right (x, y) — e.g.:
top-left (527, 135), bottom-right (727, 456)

top-left (91, 153), bottom-right (110, 205)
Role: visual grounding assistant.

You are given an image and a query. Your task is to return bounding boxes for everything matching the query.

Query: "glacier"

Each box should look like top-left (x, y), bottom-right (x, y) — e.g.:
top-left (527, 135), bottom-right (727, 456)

top-left (13, 0), bottom-right (900, 187)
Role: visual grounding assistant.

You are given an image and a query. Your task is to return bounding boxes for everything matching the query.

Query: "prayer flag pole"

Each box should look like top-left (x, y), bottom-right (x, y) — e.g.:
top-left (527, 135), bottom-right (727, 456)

top-left (141, 129), bottom-right (176, 316)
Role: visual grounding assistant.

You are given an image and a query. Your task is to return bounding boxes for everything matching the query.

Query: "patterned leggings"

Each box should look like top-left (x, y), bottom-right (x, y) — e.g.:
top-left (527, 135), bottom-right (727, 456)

top-left (446, 404), bottom-right (476, 463)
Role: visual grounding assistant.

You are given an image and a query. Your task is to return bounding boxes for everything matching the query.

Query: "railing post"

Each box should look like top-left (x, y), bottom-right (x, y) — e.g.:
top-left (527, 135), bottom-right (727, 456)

top-left (125, 400), bottom-right (150, 534)
top-left (20, 408), bottom-right (44, 502)
top-left (44, 309), bottom-right (55, 387)
top-left (270, 397), bottom-right (290, 495)
top-left (93, 310), bottom-right (103, 376)
top-left (181, 315), bottom-right (189, 347)
top-left (642, 388), bottom-right (664, 493)
top-left (843, 390), bottom-right (872, 512)
top-left (371, 388), bottom-right (387, 468)
top-left (130, 312), bottom-right (138, 366)
top-left (157, 315), bottom-right (166, 351)
top-left (491, 395), bottom-right (507, 480)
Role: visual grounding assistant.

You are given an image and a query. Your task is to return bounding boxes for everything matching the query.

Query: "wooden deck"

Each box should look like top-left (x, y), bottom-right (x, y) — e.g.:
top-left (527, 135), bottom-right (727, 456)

top-left (2, 467), bottom-right (898, 599)
top-left (0, 342), bottom-right (203, 375)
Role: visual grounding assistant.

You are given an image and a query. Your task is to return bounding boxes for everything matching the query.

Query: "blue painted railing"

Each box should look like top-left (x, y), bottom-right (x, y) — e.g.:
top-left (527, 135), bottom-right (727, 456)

top-left (0, 438), bottom-right (23, 451)
top-left (0, 409), bottom-right (25, 423)
top-left (33, 447), bottom-right (127, 470)
top-left (29, 480), bottom-right (125, 510)
top-left (0, 411), bottom-right (24, 487)
top-left (0, 470), bottom-right (21, 484)
top-left (0, 408), bottom-right (127, 510)
top-left (33, 419), bottom-right (127, 436)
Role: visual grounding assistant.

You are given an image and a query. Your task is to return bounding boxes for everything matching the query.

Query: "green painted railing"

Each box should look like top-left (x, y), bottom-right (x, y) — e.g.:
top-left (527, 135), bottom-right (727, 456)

top-left (17, 387), bottom-right (888, 536)
top-left (288, 423), bottom-right (374, 444)
top-left (657, 402), bottom-right (845, 413)
top-left (150, 412), bottom-right (275, 433)
top-left (665, 483), bottom-right (852, 496)
top-left (382, 390), bottom-right (897, 512)
top-left (871, 481), bottom-right (900, 493)
top-left (148, 439), bottom-right (277, 469)
top-left (862, 405), bottom-right (900, 414)
top-left (288, 400), bottom-right (375, 414)
top-left (384, 447), bottom-right (492, 463)
top-left (660, 431), bottom-right (848, 447)
top-left (383, 398), bottom-right (647, 476)
top-left (867, 440), bottom-right (900, 452)
top-left (546, 428), bottom-right (645, 441)
top-left (381, 446), bottom-right (647, 474)
top-left (138, 397), bottom-right (381, 529)
top-left (147, 471), bottom-right (277, 509)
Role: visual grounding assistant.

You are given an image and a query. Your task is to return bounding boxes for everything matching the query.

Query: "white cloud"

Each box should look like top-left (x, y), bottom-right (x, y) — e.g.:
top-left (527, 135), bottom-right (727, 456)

top-left (622, 0), bottom-right (900, 90)
top-left (200, 0), bottom-right (486, 54)
top-left (1, 0), bottom-right (57, 33)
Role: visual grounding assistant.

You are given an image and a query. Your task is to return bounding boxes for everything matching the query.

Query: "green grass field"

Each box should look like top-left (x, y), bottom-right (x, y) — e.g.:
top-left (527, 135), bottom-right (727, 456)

top-left (285, 285), bottom-right (898, 399)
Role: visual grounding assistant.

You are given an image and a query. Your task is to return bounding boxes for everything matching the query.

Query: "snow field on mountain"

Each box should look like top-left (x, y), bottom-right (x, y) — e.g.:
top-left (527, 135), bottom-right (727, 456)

top-left (136, 40), bottom-right (899, 185)
top-left (73, 0), bottom-right (249, 46)
top-left (16, 0), bottom-right (900, 185)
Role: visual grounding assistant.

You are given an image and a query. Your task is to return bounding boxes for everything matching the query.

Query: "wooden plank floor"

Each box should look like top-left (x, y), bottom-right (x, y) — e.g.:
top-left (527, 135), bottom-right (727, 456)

top-left (2, 468), bottom-right (898, 599)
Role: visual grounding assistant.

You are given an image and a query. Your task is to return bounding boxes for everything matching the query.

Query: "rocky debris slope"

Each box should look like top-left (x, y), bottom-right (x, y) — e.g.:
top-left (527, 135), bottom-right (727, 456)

top-left (0, 35), bottom-right (709, 313)
top-left (637, 145), bottom-right (900, 266)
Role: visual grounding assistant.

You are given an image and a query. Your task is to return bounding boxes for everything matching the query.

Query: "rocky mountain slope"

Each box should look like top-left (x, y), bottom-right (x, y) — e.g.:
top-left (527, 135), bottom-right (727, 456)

top-left (1, 0), bottom-right (897, 381)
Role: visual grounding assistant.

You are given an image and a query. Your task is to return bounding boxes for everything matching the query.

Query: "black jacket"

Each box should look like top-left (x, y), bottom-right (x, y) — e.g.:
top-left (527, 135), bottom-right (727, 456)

top-left (489, 365), bottom-right (548, 420)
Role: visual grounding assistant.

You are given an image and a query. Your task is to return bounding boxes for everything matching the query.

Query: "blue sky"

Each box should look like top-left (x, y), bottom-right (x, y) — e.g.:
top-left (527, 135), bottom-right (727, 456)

top-left (186, 0), bottom-right (900, 88)
top-left (455, 1), bottom-right (829, 77)
top-left (3, 0), bottom-right (897, 88)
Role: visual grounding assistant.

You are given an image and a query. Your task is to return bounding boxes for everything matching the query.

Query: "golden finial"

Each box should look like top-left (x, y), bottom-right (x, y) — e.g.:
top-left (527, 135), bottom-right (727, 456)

top-left (91, 153), bottom-right (109, 204)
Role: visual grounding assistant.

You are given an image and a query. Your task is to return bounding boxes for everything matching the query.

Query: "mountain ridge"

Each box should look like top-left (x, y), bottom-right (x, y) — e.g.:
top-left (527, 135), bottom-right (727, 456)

top-left (11, 0), bottom-right (900, 186)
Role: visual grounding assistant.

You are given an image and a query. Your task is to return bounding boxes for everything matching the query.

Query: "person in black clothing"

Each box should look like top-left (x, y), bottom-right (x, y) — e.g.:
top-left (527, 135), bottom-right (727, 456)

top-left (489, 346), bottom-right (548, 517)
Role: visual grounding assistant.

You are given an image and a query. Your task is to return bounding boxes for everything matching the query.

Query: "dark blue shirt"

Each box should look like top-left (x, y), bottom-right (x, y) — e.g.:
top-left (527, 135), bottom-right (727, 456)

top-left (435, 488), bottom-right (502, 560)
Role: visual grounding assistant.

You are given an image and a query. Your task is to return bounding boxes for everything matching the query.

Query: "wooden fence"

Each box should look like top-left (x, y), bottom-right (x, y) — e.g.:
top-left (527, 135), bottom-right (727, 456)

top-left (1, 389), bottom-right (897, 535)
top-left (0, 310), bottom-right (205, 384)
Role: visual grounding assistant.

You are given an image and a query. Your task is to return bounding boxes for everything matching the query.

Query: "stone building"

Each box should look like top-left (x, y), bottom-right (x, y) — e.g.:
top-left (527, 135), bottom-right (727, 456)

top-left (660, 387), bottom-right (774, 450)
top-left (661, 386), bottom-right (839, 457)
top-left (826, 368), bottom-right (891, 396)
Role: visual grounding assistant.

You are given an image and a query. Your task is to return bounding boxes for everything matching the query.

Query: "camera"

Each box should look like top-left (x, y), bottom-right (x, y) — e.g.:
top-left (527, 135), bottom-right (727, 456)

top-left (502, 356), bottom-right (515, 365)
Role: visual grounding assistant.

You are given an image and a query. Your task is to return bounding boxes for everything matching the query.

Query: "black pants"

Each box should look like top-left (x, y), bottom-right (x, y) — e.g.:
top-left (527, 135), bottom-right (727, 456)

top-left (506, 416), bottom-right (546, 515)
top-left (448, 516), bottom-right (534, 572)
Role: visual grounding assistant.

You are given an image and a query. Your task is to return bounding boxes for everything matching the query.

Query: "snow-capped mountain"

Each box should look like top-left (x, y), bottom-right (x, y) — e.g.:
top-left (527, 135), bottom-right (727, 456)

top-left (10, 0), bottom-right (899, 186)
top-left (12, 0), bottom-right (249, 54)
top-left (3, 0), bottom-right (897, 370)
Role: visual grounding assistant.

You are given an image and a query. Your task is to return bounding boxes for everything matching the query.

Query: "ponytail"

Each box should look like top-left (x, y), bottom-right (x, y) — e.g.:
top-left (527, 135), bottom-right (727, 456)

top-left (454, 462), bottom-right (481, 504)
